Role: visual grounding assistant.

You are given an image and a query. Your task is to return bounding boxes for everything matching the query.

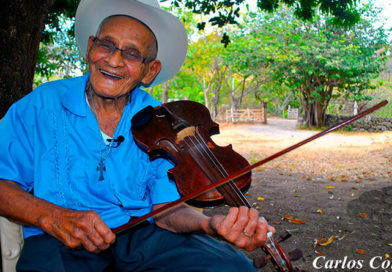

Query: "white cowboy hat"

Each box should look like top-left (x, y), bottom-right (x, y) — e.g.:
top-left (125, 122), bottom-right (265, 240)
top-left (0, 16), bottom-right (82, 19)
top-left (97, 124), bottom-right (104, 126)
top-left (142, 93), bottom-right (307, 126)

top-left (75, 0), bottom-right (188, 87)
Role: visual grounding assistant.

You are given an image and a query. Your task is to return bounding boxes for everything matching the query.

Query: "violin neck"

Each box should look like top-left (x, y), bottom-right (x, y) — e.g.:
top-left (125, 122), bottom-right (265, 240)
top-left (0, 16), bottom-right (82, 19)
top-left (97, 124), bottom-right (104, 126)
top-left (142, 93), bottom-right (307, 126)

top-left (216, 181), bottom-right (252, 208)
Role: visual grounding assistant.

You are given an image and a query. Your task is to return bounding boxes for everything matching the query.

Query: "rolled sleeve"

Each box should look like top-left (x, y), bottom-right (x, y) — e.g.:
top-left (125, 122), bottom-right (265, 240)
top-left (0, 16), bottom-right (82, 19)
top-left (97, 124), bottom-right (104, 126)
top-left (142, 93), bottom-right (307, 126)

top-left (0, 104), bottom-right (34, 192)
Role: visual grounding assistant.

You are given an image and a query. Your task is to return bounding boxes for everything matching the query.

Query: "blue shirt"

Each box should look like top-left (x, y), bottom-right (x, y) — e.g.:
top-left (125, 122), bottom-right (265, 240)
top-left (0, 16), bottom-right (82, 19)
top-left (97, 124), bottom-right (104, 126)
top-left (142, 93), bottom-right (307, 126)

top-left (0, 74), bottom-right (180, 238)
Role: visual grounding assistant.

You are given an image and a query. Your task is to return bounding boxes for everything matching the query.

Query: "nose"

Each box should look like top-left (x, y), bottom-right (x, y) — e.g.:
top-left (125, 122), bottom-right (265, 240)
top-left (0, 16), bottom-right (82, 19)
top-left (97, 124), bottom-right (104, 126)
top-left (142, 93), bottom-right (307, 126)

top-left (106, 48), bottom-right (125, 67)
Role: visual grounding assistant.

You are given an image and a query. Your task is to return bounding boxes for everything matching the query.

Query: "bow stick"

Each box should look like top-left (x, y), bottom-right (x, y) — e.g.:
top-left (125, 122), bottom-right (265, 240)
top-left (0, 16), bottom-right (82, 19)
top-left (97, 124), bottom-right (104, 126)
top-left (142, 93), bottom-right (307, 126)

top-left (113, 100), bottom-right (388, 234)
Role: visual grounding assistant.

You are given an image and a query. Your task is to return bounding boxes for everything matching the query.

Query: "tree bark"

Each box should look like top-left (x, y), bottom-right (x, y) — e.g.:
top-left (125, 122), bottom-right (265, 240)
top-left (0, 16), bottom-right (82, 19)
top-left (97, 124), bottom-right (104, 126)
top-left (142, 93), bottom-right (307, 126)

top-left (0, 0), bottom-right (54, 118)
top-left (161, 81), bottom-right (171, 103)
top-left (201, 77), bottom-right (210, 110)
top-left (210, 66), bottom-right (227, 118)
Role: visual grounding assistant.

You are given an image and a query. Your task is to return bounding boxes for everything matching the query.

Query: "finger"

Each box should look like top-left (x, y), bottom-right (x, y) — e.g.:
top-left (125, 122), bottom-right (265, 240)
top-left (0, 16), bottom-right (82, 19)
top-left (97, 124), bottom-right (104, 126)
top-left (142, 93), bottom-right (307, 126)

top-left (268, 225), bottom-right (276, 234)
top-left (258, 217), bottom-right (275, 234)
top-left (233, 209), bottom-right (261, 250)
top-left (230, 206), bottom-right (250, 234)
top-left (223, 207), bottom-right (249, 242)
top-left (67, 211), bottom-right (107, 252)
top-left (242, 208), bottom-right (259, 237)
top-left (94, 214), bottom-right (116, 244)
top-left (233, 206), bottom-right (253, 236)
top-left (95, 221), bottom-right (115, 244)
top-left (251, 218), bottom-right (269, 249)
top-left (84, 227), bottom-right (109, 251)
top-left (81, 235), bottom-right (101, 253)
top-left (68, 224), bottom-right (101, 252)
top-left (55, 225), bottom-right (82, 249)
top-left (84, 214), bottom-right (114, 251)
top-left (217, 207), bottom-right (239, 237)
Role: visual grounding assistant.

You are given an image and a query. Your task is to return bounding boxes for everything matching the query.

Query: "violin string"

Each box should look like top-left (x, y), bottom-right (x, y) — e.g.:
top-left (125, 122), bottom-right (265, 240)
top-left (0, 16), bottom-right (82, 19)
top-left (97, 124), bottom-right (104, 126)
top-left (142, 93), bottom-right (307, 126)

top-left (182, 136), bottom-right (233, 200)
top-left (191, 128), bottom-right (248, 202)
top-left (182, 127), bottom-right (250, 207)
top-left (187, 130), bottom-right (227, 177)
top-left (183, 134), bottom-right (224, 181)
top-left (188, 132), bottom-right (249, 207)
top-left (192, 129), bottom-right (252, 207)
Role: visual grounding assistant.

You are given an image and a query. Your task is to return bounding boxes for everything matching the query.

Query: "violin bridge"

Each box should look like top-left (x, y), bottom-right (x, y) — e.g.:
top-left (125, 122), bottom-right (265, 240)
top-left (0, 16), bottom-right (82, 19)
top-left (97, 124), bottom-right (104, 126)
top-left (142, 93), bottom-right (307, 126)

top-left (176, 126), bottom-right (196, 143)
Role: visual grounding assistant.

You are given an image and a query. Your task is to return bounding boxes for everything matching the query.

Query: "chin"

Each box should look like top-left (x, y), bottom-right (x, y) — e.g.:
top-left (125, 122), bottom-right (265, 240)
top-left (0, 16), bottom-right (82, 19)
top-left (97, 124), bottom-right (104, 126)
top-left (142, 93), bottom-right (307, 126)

top-left (98, 87), bottom-right (133, 99)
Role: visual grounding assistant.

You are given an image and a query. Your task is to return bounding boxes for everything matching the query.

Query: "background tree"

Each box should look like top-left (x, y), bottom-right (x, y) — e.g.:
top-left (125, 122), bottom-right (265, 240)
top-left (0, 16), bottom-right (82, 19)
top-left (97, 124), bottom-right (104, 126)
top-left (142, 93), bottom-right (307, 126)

top-left (170, 0), bottom-right (360, 45)
top-left (0, 0), bottom-right (361, 118)
top-left (35, 15), bottom-right (87, 87)
top-left (184, 33), bottom-right (228, 113)
top-left (230, 3), bottom-right (389, 127)
top-left (0, 1), bottom-right (53, 117)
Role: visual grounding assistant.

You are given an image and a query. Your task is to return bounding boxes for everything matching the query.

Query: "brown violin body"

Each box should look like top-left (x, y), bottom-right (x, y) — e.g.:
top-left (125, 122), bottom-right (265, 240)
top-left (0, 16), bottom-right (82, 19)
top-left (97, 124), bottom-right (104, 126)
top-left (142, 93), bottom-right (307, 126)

top-left (131, 100), bottom-right (251, 207)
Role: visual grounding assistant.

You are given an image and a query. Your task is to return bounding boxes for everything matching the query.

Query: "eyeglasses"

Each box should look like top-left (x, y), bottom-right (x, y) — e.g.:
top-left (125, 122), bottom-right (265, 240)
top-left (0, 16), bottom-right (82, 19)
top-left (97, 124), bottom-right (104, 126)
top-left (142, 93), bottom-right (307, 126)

top-left (92, 37), bottom-right (152, 64)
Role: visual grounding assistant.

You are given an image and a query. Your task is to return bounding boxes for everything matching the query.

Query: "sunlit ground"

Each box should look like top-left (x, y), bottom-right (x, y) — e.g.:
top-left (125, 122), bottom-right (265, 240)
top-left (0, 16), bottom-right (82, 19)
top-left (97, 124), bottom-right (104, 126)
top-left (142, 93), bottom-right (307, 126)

top-left (212, 123), bottom-right (392, 179)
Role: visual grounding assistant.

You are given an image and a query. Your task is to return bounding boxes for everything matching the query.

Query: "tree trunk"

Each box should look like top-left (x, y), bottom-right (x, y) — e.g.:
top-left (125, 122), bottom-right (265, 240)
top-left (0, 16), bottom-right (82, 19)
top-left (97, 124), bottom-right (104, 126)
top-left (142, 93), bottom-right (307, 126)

top-left (303, 102), bottom-right (327, 128)
top-left (161, 81), bottom-right (171, 103)
top-left (201, 77), bottom-right (210, 110)
top-left (210, 65), bottom-right (227, 118)
top-left (299, 85), bottom-right (332, 128)
top-left (0, 0), bottom-right (54, 118)
top-left (148, 86), bottom-right (154, 95)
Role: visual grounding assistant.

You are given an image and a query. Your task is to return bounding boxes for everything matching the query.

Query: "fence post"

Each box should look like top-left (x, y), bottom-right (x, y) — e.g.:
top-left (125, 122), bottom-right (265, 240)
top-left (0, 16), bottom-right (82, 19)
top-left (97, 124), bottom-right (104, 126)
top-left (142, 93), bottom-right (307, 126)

top-left (262, 102), bottom-right (267, 124)
top-left (353, 101), bottom-right (358, 115)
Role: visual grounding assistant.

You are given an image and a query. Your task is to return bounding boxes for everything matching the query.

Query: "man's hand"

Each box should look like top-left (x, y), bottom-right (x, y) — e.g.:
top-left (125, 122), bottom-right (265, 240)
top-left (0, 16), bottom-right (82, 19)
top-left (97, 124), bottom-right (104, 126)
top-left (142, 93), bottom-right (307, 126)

top-left (0, 179), bottom-right (115, 253)
top-left (207, 206), bottom-right (275, 251)
top-left (153, 203), bottom-right (274, 252)
top-left (39, 208), bottom-right (116, 253)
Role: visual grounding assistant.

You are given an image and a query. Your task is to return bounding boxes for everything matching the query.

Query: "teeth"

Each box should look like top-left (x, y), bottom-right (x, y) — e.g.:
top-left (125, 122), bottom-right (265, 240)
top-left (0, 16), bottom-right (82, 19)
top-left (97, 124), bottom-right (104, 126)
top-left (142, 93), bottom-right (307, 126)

top-left (100, 69), bottom-right (122, 79)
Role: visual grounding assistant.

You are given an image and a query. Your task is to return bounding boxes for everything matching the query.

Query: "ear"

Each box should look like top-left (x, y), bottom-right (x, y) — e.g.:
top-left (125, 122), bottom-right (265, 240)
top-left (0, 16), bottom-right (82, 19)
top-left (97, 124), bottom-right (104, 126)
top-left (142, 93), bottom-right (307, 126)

top-left (85, 36), bottom-right (95, 59)
top-left (141, 60), bottom-right (162, 85)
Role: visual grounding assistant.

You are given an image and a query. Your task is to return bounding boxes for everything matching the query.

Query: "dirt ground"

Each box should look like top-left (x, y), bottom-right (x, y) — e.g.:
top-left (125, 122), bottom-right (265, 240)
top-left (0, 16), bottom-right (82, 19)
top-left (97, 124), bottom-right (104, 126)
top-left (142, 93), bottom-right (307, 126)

top-left (203, 118), bottom-right (392, 272)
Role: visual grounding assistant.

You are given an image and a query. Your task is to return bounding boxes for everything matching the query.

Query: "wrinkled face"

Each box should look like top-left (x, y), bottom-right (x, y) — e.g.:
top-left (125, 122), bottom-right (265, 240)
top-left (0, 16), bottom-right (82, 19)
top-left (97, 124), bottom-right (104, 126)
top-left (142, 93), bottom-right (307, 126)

top-left (86, 16), bottom-right (161, 98)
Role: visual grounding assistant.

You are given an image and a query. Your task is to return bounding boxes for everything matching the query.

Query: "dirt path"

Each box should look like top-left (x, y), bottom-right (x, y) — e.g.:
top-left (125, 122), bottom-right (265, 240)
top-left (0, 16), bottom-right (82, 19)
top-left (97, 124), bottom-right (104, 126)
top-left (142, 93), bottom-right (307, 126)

top-left (204, 119), bottom-right (392, 271)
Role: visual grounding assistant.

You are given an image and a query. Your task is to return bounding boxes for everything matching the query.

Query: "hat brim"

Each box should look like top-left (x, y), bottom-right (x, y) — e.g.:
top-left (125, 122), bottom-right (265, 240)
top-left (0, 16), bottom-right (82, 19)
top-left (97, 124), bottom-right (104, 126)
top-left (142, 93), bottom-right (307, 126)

top-left (75, 0), bottom-right (188, 87)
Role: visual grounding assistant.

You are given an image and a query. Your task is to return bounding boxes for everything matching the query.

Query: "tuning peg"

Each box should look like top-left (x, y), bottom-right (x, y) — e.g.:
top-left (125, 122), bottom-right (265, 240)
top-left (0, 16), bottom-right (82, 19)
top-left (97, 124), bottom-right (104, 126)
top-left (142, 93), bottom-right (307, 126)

top-left (277, 231), bottom-right (292, 243)
top-left (288, 248), bottom-right (303, 261)
top-left (253, 255), bottom-right (271, 269)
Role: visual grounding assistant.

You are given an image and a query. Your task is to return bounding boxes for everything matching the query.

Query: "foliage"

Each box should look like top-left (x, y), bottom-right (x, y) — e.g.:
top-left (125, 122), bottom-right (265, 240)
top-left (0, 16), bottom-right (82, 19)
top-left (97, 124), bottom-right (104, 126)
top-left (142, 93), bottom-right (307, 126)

top-left (31, 0), bottom-right (389, 127)
top-left (167, 0), bottom-right (360, 45)
top-left (226, 3), bottom-right (389, 127)
top-left (151, 70), bottom-right (205, 103)
top-left (35, 0), bottom-right (85, 85)
top-left (361, 71), bottom-right (392, 119)
top-left (42, 0), bottom-right (79, 43)
top-left (35, 16), bottom-right (87, 86)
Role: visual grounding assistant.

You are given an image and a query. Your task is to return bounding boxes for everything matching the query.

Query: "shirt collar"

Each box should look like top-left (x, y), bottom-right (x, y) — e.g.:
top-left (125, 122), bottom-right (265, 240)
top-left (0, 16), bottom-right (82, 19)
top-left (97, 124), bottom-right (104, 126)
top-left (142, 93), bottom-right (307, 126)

top-left (61, 73), bottom-right (141, 117)
top-left (61, 74), bottom-right (90, 117)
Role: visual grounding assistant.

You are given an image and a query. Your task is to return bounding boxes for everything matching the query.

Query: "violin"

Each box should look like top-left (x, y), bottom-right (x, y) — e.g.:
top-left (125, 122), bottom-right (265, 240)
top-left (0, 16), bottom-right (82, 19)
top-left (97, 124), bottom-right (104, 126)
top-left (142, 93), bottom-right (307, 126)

top-left (113, 99), bottom-right (388, 272)
top-left (131, 100), bottom-right (252, 208)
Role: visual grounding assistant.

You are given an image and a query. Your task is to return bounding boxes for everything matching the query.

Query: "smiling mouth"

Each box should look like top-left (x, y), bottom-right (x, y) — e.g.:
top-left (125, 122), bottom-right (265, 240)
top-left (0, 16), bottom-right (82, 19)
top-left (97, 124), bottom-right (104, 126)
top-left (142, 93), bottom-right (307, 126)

top-left (100, 69), bottom-right (123, 80)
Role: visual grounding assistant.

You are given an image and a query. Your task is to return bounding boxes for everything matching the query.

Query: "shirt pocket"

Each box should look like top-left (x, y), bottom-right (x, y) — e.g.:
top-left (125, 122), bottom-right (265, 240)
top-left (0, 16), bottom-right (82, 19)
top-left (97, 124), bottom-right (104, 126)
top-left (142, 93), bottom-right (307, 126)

top-left (115, 152), bottom-right (151, 207)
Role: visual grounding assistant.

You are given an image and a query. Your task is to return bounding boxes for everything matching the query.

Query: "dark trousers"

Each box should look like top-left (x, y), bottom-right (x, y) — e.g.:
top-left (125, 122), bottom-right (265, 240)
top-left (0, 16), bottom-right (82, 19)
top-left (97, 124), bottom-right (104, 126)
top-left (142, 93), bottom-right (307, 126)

top-left (16, 222), bottom-right (257, 272)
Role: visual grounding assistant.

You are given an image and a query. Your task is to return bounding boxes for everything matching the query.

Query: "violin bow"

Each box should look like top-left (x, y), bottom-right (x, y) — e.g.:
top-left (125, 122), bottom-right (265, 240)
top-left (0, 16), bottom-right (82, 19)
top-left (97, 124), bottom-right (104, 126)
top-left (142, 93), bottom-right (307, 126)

top-left (113, 100), bottom-right (388, 234)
